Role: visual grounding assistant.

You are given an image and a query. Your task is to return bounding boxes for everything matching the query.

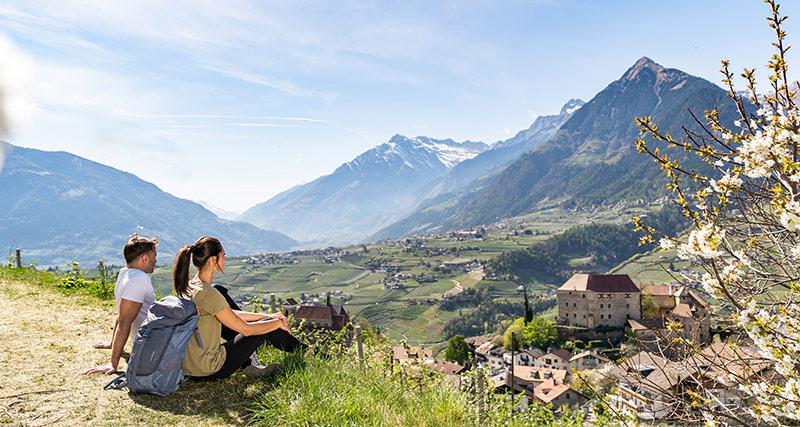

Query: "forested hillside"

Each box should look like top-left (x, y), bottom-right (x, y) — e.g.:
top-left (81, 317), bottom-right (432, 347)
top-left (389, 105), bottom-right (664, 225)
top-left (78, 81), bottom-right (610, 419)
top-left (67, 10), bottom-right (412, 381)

top-left (484, 207), bottom-right (687, 284)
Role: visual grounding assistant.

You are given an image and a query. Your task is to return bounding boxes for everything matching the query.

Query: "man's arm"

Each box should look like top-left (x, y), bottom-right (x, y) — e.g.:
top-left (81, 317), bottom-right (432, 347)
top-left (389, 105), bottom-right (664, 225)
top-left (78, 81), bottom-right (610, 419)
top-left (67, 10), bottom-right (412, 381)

top-left (93, 318), bottom-right (118, 349)
top-left (84, 299), bottom-right (141, 375)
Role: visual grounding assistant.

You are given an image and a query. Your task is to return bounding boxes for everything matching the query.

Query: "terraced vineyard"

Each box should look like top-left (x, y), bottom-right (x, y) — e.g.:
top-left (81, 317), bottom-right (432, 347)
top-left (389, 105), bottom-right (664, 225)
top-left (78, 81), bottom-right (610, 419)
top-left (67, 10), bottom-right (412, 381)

top-left (150, 207), bottom-right (656, 344)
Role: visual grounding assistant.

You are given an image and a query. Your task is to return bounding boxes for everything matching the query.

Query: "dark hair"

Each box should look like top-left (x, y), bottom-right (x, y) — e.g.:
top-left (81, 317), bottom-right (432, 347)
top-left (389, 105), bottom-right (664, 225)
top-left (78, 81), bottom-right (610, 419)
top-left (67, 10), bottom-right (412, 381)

top-left (173, 236), bottom-right (224, 297)
top-left (123, 236), bottom-right (159, 264)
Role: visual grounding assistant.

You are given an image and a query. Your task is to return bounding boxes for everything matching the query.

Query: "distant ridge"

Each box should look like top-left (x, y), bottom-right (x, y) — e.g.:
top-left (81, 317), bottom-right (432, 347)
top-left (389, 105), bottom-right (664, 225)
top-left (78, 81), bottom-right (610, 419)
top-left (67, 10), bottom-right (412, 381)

top-left (0, 144), bottom-right (297, 265)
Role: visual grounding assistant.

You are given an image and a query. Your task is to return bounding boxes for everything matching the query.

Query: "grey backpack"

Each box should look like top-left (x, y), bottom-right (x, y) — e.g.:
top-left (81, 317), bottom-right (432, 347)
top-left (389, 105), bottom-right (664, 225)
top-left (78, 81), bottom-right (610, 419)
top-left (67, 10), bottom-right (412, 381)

top-left (106, 296), bottom-right (201, 396)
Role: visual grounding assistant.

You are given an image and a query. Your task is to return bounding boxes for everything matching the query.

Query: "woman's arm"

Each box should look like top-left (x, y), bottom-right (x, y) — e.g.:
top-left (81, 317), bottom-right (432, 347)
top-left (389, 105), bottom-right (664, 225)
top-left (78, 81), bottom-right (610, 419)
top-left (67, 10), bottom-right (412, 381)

top-left (215, 307), bottom-right (288, 336)
top-left (233, 310), bottom-right (286, 322)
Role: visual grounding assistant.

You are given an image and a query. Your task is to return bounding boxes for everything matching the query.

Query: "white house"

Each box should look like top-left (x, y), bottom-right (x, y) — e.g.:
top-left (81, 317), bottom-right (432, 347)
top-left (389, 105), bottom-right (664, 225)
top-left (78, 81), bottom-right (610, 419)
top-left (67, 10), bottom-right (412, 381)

top-left (534, 349), bottom-right (573, 370)
top-left (569, 350), bottom-right (611, 370)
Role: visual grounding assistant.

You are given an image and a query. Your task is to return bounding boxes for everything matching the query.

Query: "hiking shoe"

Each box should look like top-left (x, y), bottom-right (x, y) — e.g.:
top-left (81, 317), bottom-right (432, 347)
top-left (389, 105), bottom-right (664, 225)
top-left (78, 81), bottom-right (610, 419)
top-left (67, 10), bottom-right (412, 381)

top-left (244, 363), bottom-right (282, 377)
top-left (250, 354), bottom-right (267, 369)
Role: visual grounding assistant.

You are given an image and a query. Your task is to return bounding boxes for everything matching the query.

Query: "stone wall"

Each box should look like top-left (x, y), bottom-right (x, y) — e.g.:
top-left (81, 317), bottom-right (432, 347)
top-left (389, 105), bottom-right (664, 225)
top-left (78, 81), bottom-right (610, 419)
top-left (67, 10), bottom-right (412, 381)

top-left (556, 289), bottom-right (641, 328)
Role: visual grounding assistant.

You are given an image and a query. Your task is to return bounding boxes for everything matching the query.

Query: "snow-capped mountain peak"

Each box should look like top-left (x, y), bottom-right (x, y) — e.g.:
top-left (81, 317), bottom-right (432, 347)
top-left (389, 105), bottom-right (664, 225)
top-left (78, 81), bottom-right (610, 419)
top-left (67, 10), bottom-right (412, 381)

top-left (365, 134), bottom-right (488, 170)
top-left (560, 98), bottom-right (585, 116)
top-left (491, 98), bottom-right (585, 151)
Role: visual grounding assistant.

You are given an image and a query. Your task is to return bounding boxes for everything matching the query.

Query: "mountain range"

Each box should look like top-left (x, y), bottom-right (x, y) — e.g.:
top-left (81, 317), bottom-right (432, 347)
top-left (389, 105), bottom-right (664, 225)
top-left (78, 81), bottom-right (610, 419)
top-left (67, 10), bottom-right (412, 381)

top-left (239, 99), bottom-right (584, 244)
top-left (0, 144), bottom-right (296, 266)
top-left (238, 136), bottom-right (490, 243)
top-left (372, 57), bottom-right (741, 239)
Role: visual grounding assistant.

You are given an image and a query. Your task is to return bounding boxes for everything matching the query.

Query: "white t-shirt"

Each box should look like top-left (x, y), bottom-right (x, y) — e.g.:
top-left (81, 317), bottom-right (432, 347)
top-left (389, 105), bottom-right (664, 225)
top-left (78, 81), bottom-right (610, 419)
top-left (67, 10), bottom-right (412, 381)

top-left (114, 267), bottom-right (156, 344)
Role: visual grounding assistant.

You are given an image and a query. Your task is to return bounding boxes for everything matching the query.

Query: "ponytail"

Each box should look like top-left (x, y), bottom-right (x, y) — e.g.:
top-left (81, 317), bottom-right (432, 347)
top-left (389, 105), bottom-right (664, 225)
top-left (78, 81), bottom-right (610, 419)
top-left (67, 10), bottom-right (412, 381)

top-left (172, 236), bottom-right (224, 298)
top-left (173, 246), bottom-right (193, 297)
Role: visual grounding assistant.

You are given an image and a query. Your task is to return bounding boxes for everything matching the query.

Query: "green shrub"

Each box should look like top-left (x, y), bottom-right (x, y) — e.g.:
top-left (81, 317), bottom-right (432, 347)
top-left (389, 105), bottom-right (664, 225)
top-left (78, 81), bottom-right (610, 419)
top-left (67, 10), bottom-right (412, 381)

top-left (0, 264), bottom-right (59, 287)
top-left (0, 262), bottom-right (115, 301)
top-left (56, 262), bottom-right (114, 299)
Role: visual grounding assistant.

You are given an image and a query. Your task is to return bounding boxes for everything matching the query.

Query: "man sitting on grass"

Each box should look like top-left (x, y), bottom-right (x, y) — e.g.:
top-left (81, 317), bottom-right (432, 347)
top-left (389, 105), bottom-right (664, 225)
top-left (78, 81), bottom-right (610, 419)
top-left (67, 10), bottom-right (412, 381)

top-left (84, 236), bottom-right (158, 375)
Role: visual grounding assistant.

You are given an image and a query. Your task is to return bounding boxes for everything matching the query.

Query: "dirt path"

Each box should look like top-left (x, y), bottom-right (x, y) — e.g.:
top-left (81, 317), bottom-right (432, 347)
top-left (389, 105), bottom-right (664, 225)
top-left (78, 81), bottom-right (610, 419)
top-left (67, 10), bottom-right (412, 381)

top-left (0, 279), bottom-right (269, 426)
top-left (335, 270), bottom-right (370, 285)
top-left (441, 279), bottom-right (463, 299)
top-left (467, 268), bottom-right (485, 282)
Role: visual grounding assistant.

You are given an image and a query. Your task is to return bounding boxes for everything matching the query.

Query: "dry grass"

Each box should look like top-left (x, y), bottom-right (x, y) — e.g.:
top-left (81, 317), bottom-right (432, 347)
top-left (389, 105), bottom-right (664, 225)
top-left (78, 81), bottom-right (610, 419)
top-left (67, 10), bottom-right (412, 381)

top-left (0, 278), bottom-right (275, 426)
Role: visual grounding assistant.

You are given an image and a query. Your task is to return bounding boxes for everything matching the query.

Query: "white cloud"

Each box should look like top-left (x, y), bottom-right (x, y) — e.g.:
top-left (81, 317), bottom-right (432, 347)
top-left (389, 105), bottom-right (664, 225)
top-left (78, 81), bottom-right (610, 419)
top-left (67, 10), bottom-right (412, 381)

top-left (115, 113), bottom-right (337, 123)
top-left (200, 65), bottom-right (337, 102)
top-left (145, 123), bottom-right (308, 129)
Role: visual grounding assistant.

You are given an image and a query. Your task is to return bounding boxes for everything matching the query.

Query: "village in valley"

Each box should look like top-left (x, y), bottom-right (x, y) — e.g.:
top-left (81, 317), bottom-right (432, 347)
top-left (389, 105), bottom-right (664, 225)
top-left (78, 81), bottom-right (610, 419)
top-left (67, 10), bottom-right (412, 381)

top-left (376, 271), bottom-right (747, 423)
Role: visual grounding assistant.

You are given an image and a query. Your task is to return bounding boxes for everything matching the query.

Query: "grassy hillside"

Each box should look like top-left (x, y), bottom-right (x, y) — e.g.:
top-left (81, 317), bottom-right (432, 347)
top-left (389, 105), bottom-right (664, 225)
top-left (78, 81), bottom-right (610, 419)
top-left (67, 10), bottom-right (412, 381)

top-left (0, 265), bottom-right (588, 426)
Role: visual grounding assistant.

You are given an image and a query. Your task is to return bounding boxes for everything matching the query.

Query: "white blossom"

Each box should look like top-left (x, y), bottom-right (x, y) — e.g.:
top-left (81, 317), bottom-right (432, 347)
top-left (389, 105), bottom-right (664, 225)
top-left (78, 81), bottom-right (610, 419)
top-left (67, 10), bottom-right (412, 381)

top-left (780, 200), bottom-right (800, 232)
top-left (710, 173), bottom-right (743, 193)
top-left (700, 272), bottom-right (722, 296)
top-left (678, 223), bottom-right (725, 259)
top-left (791, 245), bottom-right (800, 260)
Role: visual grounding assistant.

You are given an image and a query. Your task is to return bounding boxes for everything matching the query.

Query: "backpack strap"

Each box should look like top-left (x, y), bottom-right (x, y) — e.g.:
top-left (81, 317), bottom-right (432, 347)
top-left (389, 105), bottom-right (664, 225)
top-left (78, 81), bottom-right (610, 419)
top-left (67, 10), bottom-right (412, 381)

top-left (194, 328), bottom-right (203, 348)
top-left (103, 373), bottom-right (128, 390)
top-left (193, 305), bottom-right (203, 348)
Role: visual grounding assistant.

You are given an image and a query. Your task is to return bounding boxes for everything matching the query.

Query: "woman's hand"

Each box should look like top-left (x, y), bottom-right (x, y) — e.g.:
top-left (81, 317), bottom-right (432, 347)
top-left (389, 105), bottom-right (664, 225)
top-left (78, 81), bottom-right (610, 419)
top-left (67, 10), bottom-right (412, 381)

top-left (254, 314), bottom-right (290, 332)
top-left (216, 308), bottom-right (284, 336)
top-left (278, 316), bottom-right (290, 332)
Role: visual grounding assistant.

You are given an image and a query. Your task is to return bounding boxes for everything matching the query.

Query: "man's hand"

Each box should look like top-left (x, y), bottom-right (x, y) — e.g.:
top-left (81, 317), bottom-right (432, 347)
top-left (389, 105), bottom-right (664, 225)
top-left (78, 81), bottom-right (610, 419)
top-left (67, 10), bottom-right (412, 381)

top-left (83, 365), bottom-right (118, 375)
top-left (93, 341), bottom-right (112, 349)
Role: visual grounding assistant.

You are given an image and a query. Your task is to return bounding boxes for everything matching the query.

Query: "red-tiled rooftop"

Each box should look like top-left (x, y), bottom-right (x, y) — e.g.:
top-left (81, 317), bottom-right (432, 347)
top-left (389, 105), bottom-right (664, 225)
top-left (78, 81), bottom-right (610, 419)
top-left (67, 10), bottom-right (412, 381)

top-left (557, 273), bottom-right (640, 293)
top-left (643, 284), bottom-right (675, 296)
top-left (295, 305), bottom-right (335, 323)
top-left (548, 348), bottom-right (573, 361)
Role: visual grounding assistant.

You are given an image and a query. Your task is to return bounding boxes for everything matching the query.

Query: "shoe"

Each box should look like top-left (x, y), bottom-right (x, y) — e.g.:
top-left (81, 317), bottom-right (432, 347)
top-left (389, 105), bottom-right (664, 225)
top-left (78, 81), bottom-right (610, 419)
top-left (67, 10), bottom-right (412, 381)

top-left (250, 354), bottom-right (266, 369)
top-left (244, 362), bottom-right (282, 377)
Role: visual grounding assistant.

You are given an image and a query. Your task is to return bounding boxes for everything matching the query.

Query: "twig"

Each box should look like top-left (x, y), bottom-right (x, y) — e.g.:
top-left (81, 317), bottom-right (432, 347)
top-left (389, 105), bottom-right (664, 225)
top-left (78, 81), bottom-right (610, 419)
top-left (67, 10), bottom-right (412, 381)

top-left (0, 388), bottom-right (68, 400)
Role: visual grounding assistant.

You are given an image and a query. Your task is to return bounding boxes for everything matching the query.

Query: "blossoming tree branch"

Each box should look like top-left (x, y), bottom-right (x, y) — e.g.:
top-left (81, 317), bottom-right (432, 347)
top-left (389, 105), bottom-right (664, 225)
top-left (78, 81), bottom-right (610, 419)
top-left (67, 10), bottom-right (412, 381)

top-left (633, 1), bottom-right (800, 424)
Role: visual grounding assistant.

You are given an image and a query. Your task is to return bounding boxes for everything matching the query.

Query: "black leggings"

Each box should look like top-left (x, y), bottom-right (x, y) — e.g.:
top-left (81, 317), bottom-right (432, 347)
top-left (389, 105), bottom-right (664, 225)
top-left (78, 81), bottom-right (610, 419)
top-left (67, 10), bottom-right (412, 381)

top-left (192, 285), bottom-right (306, 381)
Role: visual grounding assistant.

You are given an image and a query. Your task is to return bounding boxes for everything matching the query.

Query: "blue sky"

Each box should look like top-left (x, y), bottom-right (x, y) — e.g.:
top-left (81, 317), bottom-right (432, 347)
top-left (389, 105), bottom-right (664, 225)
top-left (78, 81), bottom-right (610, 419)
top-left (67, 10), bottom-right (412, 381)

top-left (0, 0), bottom-right (796, 211)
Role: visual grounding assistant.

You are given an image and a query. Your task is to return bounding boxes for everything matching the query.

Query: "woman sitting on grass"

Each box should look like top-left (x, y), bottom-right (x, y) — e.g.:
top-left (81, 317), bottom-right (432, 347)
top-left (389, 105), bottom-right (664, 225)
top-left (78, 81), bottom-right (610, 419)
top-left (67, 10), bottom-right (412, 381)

top-left (174, 236), bottom-right (306, 380)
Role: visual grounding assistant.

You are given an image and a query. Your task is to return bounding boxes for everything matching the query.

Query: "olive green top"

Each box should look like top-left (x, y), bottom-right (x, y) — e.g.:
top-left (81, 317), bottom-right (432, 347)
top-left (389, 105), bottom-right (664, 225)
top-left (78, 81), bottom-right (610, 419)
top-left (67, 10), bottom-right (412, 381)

top-left (182, 277), bottom-right (228, 377)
